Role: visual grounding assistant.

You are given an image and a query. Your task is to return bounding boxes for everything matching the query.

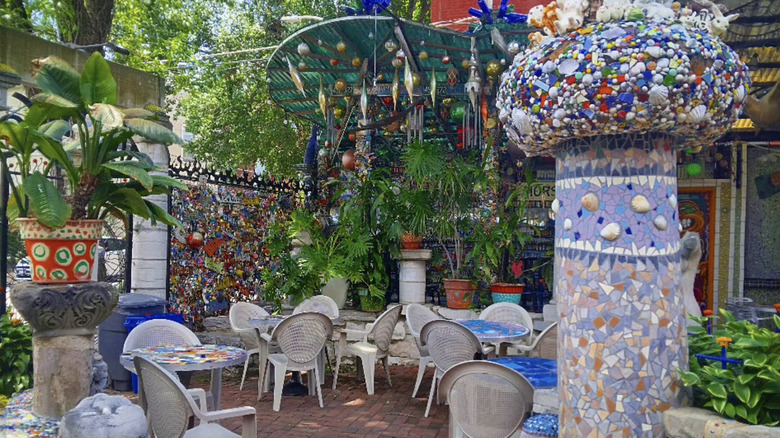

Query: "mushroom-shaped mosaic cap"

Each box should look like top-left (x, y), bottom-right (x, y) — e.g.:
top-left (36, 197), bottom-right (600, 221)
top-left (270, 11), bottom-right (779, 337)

top-left (497, 20), bottom-right (750, 156)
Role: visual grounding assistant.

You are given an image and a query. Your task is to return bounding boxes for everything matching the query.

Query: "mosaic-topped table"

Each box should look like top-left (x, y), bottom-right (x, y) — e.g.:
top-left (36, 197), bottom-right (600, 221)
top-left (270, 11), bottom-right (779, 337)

top-left (454, 319), bottom-right (531, 343)
top-left (121, 344), bottom-right (246, 410)
top-left (249, 315), bottom-right (287, 332)
top-left (489, 357), bottom-right (558, 389)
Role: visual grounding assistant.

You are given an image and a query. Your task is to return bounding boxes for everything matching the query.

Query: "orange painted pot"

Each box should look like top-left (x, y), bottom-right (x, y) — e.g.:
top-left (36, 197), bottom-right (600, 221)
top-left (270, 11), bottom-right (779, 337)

top-left (401, 233), bottom-right (423, 250)
top-left (443, 279), bottom-right (474, 309)
top-left (17, 219), bottom-right (103, 284)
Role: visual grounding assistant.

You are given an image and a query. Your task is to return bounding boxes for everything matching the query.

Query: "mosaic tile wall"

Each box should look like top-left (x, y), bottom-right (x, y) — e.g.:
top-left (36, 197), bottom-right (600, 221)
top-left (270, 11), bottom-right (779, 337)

top-left (554, 134), bottom-right (689, 437)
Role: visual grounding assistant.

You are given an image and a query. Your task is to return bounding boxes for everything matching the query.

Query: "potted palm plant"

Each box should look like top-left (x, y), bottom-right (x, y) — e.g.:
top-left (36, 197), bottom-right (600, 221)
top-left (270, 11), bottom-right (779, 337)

top-left (401, 139), bottom-right (481, 309)
top-left (0, 53), bottom-right (184, 283)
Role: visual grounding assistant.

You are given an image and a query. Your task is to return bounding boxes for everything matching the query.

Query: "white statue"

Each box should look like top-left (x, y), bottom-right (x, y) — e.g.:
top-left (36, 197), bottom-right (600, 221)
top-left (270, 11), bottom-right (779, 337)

top-left (680, 231), bottom-right (703, 326)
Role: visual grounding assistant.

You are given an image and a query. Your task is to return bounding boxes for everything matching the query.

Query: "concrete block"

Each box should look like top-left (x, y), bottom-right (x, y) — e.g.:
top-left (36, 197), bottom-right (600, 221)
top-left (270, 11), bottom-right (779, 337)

top-left (60, 393), bottom-right (147, 438)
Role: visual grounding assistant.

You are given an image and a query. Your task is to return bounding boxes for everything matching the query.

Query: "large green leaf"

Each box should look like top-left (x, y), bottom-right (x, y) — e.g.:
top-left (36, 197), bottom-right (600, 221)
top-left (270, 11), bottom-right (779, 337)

top-left (79, 53), bottom-right (117, 105)
top-left (23, 172), bottom-right (71, 228)
top-left (151, 174), bottom-right (189, 190)
top-left (0, 122), bottom-right (28, 154)
top-left (102, 161), bottom-right (154, 190)
top-left (30, 130), bottom-right (77, 182)
top-left (124, 118), bottom-right (181, 145)
top-left (35, 57), bottom-right (81, 105)
top-left (146, 201), bottom-right (183, 228)
top-left (39, 120), bottom-right (70, 140)
top-left (109, 188), bottom-right (151, 218)
top-left (706, 382), bottom-right (728, 399)
top-left (90, 104), bottom-right (124, 128)
top-left (733, 382), bottom-right (751, 404)
top-left (104, 150), bottom-right (156, 169)
top-left (121, 108), bottom-right (155, 119)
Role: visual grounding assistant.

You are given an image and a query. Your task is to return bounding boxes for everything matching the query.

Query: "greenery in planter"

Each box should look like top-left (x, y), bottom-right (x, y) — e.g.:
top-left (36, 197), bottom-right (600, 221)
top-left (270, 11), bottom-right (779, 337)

top-left (0, 53), bottom-right (184, 229)
top-left (0, 312), bottom-right (33, 397)
top-left (680, 310), bottom-right (780, 425)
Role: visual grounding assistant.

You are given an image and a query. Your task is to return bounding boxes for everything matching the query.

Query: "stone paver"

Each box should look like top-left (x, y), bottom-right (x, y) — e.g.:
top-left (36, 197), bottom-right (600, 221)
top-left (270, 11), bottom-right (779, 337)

top-left (196, 365), bottom-right (449, 437)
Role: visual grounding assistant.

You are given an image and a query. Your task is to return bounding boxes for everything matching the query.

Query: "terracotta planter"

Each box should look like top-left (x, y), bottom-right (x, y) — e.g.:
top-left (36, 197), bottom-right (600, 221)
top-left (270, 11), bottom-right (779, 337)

top-left (401, 233), bottom-right (423, 250)
top-left (443, 279), bottom-right (474, 309)
top-left (490, 283), bottom-right (525, 305)
top-left (17, 219), bottom-right (103, 284)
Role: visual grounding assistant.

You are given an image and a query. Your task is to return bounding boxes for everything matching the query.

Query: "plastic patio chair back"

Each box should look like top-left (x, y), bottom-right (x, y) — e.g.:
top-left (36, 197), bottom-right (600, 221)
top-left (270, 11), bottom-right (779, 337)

top-left (229, 302), bottom-right (270, 331)
top-left (405, 304), bottom-right (440, 338)
top-left (272, 312), bottom-right (333, 364)
top-left (293, 295), bottom-right (340, 318)
top-left (533, 322), bottom-right (558, 360)
top-left (134, 356), bottom-right (197, 438)
top-left (421, 320), bottom-right (483, 373)
top-left (479, 303), bottom-right (533, 331)
top-left (369, 305), bottom-right (402, 353)
top-left (440, 360), bottom-right (534, 438)
top-left (123, 319), bottom-right (201, 352)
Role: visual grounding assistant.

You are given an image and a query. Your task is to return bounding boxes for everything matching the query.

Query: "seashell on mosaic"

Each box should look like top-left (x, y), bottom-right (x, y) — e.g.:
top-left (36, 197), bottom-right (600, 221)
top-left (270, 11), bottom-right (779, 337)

top-left (600, 222), bottom-right (622, 241)
top-left (669, 194), bottom-right (678, 210)
top-left (552, 198), bottom-right (560, 215)
top-left (631, 195), bottom-right (651, 213)
top-left (654, 215), bottom-right (669, 230)
top-left (564, 218), bottom-right (573, 230)
top-left (687, 105), bottom-right (708, 124)
top-left (648, 85), bottom-right (669, 106)
top-left (581, 192), bottom-right (600, 212)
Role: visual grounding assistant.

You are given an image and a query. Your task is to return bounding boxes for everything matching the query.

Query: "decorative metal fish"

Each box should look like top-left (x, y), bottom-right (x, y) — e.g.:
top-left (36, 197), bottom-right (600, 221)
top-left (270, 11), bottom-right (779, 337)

top-left (318, 77), bottom-right (327, 117)
top-left (287, 56), bottom-right (305, 96)
top-left (404, 58), bottom-right (415, 100)
top-left (392, 67), bottom-right (400, 111)
top-left (430, 66), bottom-right (437, 108)
top-left (360, 80), bottom-right (368, 123)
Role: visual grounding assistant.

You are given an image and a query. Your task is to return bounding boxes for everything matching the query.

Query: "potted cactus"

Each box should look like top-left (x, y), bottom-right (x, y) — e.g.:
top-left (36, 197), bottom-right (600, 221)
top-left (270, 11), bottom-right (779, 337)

top-left (0, 53), bottom-right (184, 283)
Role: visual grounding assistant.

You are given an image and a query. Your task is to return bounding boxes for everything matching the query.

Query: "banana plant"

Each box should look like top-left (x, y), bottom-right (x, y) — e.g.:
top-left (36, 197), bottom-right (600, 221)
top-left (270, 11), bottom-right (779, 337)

top-left (0, 53), bottom-right (185, 229)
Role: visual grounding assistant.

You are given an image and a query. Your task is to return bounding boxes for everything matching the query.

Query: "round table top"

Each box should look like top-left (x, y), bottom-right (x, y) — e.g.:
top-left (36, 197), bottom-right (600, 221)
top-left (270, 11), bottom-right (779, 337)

top-left (454, 319), bottom-right (531, 343)
top-left (120, 344), bottom-right (247, 372)
top-left (249, 315), bottom-right (286, 329)
top-left (489, 357), bottom-right (558, 389)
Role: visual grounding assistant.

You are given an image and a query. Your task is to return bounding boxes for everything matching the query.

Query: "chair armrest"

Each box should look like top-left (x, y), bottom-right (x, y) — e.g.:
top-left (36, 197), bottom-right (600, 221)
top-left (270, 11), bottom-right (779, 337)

top-left (200, 406), bottom-right (256, 423)
top-left (260, 332), bottom-right (273, 343)
top-left (187, 388), bottom-right (208, 411)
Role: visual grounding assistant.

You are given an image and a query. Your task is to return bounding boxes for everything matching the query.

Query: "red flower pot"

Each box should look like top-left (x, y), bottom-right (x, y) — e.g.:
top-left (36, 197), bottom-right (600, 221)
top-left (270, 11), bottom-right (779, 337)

top-left (444, 279), bottom-right (474, 309)
top-left (401, 233), bottom-right (423, 250)
top-left (17, 219), bottom-right (103, 284)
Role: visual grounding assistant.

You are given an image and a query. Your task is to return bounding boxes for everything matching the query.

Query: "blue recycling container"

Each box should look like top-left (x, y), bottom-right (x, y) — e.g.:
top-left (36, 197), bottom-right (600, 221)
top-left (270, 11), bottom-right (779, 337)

top-left (124, 313), bottom-right (185, 393)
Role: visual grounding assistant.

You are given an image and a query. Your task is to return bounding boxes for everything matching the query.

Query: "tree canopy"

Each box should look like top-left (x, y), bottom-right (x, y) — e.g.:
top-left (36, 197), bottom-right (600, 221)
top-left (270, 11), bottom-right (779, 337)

top-left (0, 0), bottom-right (431, 178)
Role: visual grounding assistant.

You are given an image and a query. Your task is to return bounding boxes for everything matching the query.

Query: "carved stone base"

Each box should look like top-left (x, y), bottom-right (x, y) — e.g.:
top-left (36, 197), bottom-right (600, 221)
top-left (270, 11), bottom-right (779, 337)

top-left (33, 335), bottom-right (94, 418)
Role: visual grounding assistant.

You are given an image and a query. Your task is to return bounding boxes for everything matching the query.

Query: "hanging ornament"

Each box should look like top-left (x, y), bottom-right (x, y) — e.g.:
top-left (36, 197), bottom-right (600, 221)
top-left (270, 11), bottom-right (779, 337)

top-left (392, 57), bottom-right (403, 68)
top-left (360, 80), bottom-right (369, 123)
top-left (404, 58), bottom-right (415, 99)
top-left (377, 73), bottom-right (385, 82)
top-left (442, 51), bottom-right (451, 65)
top-left (486, 59), bottom-right (502, 78)
top-left (342, 149), bottom-right (356, 171)
top-left (451, 103), bottom-right (466, 123)
top-left (461, 59), bottom-right (471, 69)
top-left (298, 61), bottom-right (307, 71)
top-left (352, 57), bottom-right (362, 68)
top-left (466, 58), bottom-right (481, 110)
top-left (297, 42), bottom-right (311, 56)
top-left (334, 78), bottom-right (347, 92)
top-left (392, 67), bottom-right (400, 111)
top-left (419, 51), bottom-right (429, 61)
top-left (333, 104), bottom-right (346, 119)
top-left (686, 163), bottom-right (703, 177)
top-left (507, 41), bottom-right (521, 57)
top-left (446, 66), bottom-right (459, 86)
top-left (336, 41), bottom-right (347, 52)
top-left (319, 77), bottom-right (328, 116)
top-left (286, 56), bottom-right (306, 96)
top-left (187, 232), bottom-right (204, 249)
top-left (384, 40), bottom-right (398, 52)
top-left (412, 73), bottom-right (420, 87)
top-left (349, 133), bottom-right (356, 142)
top-left (430, 66), bottom-right (438, 107)
top-left (329, 58), bottom-right (339, 66)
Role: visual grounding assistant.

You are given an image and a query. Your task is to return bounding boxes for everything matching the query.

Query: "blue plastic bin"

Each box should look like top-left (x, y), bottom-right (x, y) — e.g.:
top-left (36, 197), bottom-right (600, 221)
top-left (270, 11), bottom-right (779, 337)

top-left (124, 313), bottom-right (185, 393)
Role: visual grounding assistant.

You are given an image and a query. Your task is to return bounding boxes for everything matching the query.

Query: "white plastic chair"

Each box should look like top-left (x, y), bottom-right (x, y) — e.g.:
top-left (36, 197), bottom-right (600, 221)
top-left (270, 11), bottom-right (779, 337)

top-left (480, 303), bottom-right (534, 356)
top-left (420, 320), bottom-right (484, 417)
top-left (511, 322), bottom-right (557, 359)
top-left (229, 302), bottom-right (270, 390)
top-left (294, 295), bottom-right (339, 381)
top-left (134, 356), bottom-right (257, 438)
top-left (440, 360), bottom-right (534, 438)
top-left (332, 304), bottom-right (402, 395)
top-left (260, 312), bottom-right (333, 412)
top-left (405, 304), bottom-right (441, 398)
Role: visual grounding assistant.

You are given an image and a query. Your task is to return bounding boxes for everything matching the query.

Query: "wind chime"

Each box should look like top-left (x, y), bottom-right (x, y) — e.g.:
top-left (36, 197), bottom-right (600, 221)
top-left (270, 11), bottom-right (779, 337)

top-left (404, 58), bottom-right (423, 143)
top-left (462, 56), bottom-right (482, 150)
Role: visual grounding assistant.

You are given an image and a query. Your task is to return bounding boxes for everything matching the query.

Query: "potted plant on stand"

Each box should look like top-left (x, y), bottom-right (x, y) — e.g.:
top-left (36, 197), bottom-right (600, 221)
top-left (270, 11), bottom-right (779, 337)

top-left (0, 53), bottom-right (183, 283)
top-left (401, 139), bottom-right (481, 309)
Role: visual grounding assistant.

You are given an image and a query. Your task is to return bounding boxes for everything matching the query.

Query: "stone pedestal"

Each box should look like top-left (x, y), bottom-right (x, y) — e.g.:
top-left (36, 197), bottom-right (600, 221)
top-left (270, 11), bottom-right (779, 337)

top-left (398, 249), bottom-right (432, 304)
top-left (10, 282), bottom-right (118, 418)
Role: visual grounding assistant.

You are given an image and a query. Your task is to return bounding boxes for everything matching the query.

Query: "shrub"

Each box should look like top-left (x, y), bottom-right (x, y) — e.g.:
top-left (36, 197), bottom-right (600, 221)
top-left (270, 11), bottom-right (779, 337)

top-left (0, 313), bottom-right (33, 397)
top-left (680, 310), bottom-right (780, 425)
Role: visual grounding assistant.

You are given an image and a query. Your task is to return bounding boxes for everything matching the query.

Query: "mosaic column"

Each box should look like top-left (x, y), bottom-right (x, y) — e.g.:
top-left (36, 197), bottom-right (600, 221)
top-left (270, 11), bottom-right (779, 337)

top-left (554, 133), bottom-right (688, 436)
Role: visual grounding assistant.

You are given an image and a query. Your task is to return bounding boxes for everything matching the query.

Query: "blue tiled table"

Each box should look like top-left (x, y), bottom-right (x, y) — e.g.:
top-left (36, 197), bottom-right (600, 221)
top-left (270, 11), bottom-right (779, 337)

top-left (489, 357), bottom-right (558, 389)
top-left (454, 319), bottom-right (530, 343)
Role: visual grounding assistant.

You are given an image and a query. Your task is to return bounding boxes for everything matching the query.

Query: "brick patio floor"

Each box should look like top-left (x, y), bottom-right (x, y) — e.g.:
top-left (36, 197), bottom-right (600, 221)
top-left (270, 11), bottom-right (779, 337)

top-left (195, 364), bottom-right (450, 437)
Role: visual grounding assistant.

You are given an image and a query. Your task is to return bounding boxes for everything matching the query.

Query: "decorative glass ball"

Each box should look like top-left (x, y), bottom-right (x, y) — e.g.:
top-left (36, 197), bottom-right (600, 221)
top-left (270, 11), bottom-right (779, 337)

top-left (334, 78), bottom-right (347, 92)
top-left (336, 41), bottom-right (347, 52)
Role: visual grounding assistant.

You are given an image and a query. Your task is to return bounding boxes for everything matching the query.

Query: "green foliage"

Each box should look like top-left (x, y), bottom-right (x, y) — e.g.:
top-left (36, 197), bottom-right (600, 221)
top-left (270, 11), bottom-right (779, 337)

top-left (0, 53), bottom-right (185, 228)
top-left (0, 313), bottom-right (33, 397)
top-left (680, 310), bottom-right (780, 425)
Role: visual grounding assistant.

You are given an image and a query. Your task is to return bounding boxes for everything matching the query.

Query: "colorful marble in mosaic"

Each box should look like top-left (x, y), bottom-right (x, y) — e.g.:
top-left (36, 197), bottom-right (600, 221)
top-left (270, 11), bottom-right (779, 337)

top-left (554, 134), bottom-right (689, 437)
top-left (489, 357), bottom-right (558, 388)
top-left (0, 391), bottom-right (59, 437)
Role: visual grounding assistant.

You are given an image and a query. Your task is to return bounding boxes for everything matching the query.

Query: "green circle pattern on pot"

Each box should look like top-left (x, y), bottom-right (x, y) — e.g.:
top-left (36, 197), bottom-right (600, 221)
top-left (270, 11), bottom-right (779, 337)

top-left (91, 244), bottom-right (97, 257)
top-left (50, 269), bottom-right (67, 280)
top-left (35, 266), bottom-right (46, 280)
top-left (55, 248), bottom-right (73, 266)
top-left (74, 242), bottom-right (87, 256)
top-left (73, 260), bottom-right (90, 278)
top-left (31, 243), bottom-right (49, 261)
